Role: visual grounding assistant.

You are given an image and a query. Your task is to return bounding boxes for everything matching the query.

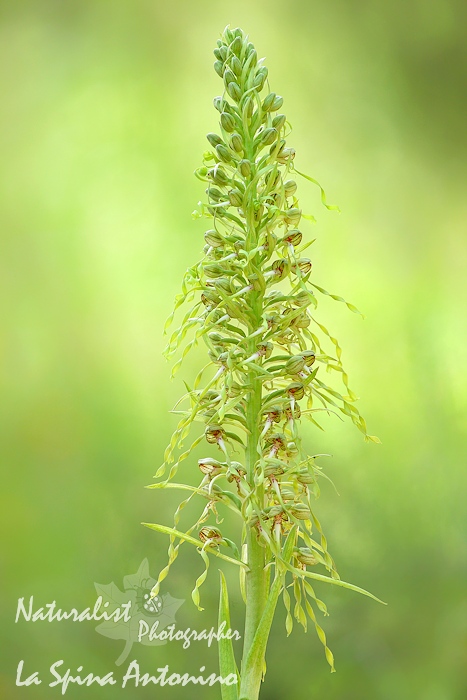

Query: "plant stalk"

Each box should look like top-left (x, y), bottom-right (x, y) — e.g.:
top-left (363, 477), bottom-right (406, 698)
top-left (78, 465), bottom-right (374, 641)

top-left (240, 128), bottom-right (270, 698)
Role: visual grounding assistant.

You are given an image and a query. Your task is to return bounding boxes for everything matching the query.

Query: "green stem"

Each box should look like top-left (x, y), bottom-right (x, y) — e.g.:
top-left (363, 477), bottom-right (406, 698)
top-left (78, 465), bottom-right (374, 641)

top-left (240, 124), bottom-right (270, 700)
top-left (240, 574), bottom-right (283, 699)
top-left (241, 365), bottom-right (267, 641)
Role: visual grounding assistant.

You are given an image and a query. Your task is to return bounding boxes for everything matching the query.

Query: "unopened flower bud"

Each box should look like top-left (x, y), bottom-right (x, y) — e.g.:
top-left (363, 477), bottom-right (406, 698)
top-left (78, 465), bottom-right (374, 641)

top-left (213, 278), bottom-right (233, 294)
top-left (243, 96), bottom-right (254, 118)
top-left (271, 95), bottom-right (283, 111)
top-left (227, 81), bottom-right (242, 102)
top-left (213, 96), bottom-right (227, 112)
top-left (262, 92), bottom-right (277, 112)
top-left (201, 290), bottom-right (220, 307)
top-left (214, 61), bottom-right (224, 77)
top-left (260, 127), bottom-right (278, 146)
top-left (228, 188), bottom-right (243, 207)
top-left (224, 27), bottom-right (235, 43)
top-left (271, 138), bottom-right (286, 156)
top-left (285, 355), bottom-right (306, 375)
top-left (297, 467), bottom-right (314, 484)
top-left (272, 113), bottom-right (286, 130)
top-left (231, 55), bottom-right (243, 77)
top-left (294, 313), bottom-right (310, 328)
top-left (294, 547), bottom-right (318, 566)
top-left (290, 503), bottom-right (311, 520)
top-left (253, 66), bottom-right (268, 90)
top-left (208, 332), bottom-right (224, 343)
top-left (230, 35), bottom-right (243, 56)
top-left (207, 132), bottom-right (223, 148)
top-left (284, 208), bottom-right (301, 226)
top-left (204, 229), bottom-right (224, 247)
top-left (204, 263), bottom-right (228, 278)
top-left (291, 290), bottom-right (309, 307)
top-left (208, 186), bottom-right (226, 203)
top-left (220, 112), bottom-right (236, 132)
top-left (230, 133), bottom-right (243, 153)
top-left (246, 44), bottom-right (257, 65)
top-left (209, 165), bottom-right (230, 186)
top-left (223, 68), bottom-right (236, 86)
top-left (286, 382), bottom-right (305, 400)
top-left (264, 461), bottom-right (285, 477)
top-left (216, 144), bottom-right (234, 163)
top-left (284, 179), bottom-right (297, 198)
top-left (239, 159), bottom-right (251, 178)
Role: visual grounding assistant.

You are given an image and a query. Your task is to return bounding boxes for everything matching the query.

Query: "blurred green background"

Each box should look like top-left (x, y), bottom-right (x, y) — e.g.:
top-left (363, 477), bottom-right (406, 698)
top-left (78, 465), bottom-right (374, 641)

top-left (1, 1), bottom-right (466, 698)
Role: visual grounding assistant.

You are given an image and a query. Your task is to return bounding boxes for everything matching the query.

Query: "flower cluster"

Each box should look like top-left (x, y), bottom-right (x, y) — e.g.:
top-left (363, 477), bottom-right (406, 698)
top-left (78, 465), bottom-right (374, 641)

top-left (144, 26), bottom-right (380, 676)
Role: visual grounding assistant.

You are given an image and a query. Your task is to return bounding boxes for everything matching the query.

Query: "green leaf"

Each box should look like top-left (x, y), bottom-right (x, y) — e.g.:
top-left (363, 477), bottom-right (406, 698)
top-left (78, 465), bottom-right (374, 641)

top-left (283, 560), bottom-right (387, 605)
top-left (218, 571), bottom-right (239, 700)
top-left (293, 166), bottom-right (341, 212)
top-left (239, 527), bottom-right (297, 698)
top-left (142, 522), bottom-right (248, 569)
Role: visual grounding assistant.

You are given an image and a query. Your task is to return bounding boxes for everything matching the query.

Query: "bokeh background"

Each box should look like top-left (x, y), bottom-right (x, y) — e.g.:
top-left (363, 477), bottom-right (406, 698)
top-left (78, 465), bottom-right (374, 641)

top-left (1, 1), bottom-right (466, 699)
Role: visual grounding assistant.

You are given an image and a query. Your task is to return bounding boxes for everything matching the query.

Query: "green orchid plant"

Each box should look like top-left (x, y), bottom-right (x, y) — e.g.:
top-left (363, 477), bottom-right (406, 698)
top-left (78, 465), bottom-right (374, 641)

top-left (143, 25), bottom-right (382, 700)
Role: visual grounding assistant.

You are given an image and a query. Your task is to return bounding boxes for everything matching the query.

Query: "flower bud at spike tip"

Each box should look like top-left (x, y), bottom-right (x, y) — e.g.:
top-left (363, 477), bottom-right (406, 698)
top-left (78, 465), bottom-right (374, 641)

top-left (239, 159), bottom-right (251, 178)
top-left (262, 92), bottom-right (277, 112)
top-left (230, 36), bottom-right (243, 56)
top-left (272, 114), bottom-right (286, 131)
top-left (231, 55), bottom-right (243, 77)
top-left (220, 112), bottom-right (236, 132)
top-left (230, 133), bottom-right (243, 153)
top-left (226, 81), bottom-right (242, 102)
top-left (260, 128), bottom-right (278, 146)
top-left (284, 207), bottom-right (302, 226)
top-left (228, 189), bottom-right (243, 207)
top-left (207, 132), bottom-right (223, 148)
top-left (209, 165), bottom-right (230, 186)
top-left (223, 68), bottom-right (236, 86)
top-left (284, 180), bottom-right (297, 198)
top-left (216, 144), bottom-right (233, 163)
top-left (213, 96), bottom-right (226, 112)
top-left (214, 61), bottom-right (224, 77)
